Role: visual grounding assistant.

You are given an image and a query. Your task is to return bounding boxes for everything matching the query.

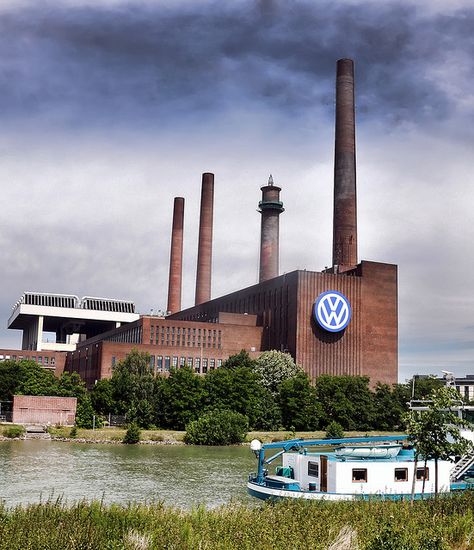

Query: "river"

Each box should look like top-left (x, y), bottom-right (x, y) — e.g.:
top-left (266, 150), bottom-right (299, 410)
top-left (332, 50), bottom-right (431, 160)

top-left (0, 440), bottom-right (256, 508)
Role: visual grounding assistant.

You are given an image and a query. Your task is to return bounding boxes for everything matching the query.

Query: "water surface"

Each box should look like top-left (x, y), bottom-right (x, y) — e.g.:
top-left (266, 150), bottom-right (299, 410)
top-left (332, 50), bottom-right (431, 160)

top-left (0, 440), bottom-right (256, 508)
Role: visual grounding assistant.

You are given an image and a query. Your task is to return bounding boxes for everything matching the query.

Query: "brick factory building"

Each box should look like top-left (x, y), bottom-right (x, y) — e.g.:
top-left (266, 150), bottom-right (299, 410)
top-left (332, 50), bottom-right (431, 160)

top-left (4, 58), bottom-right (398, 387)
top-left (67, 313), bottom-right (263, 388)
top-left (65, 58), bottom-right (398, 387)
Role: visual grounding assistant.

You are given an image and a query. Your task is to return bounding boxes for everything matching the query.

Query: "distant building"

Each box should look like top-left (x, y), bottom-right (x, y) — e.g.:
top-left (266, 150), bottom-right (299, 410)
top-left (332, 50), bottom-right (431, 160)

top-left (2, 292), bottom-right (138, 374)
top-left (66, 313), bottom-right (263, 388)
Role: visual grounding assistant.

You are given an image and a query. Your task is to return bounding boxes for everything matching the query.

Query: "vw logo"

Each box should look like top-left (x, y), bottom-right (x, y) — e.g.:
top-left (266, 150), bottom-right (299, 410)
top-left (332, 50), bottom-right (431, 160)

top-left (314, 291), bottom-right (351, 332)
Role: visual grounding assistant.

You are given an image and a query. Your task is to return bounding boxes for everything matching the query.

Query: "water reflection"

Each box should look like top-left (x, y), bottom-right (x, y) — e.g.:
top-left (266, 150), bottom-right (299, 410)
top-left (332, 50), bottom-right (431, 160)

top-left (0, 440), bottom-right (256, 508)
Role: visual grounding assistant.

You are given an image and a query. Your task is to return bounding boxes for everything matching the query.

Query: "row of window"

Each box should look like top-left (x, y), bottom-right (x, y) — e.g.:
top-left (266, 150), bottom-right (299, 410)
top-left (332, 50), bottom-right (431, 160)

top-left (308, 463), bottom-right (430, 483)
top-left (112, 355), bottom-right (223, 374)
top-left (0, 354), bottom-right (56, 366)
top-left (107, 326), bottom-right (143, 344)
top-left (149, 325), bottom-right (222, 349)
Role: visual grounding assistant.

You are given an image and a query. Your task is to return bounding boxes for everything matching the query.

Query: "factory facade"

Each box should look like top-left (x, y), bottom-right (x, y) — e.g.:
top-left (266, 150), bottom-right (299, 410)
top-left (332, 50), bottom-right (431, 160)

top-left (4, 58), bottom-right (399, 387)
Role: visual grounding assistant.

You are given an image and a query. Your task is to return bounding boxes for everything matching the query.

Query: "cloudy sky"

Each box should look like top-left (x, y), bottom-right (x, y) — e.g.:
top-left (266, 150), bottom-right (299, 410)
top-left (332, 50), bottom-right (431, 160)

top-left (0, 0), bottom-right (473, 382)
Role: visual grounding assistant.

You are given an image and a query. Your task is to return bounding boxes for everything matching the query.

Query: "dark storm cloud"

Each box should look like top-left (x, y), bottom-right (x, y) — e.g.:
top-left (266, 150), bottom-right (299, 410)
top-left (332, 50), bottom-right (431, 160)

top-left (0, 0), bottom-right (472, 129)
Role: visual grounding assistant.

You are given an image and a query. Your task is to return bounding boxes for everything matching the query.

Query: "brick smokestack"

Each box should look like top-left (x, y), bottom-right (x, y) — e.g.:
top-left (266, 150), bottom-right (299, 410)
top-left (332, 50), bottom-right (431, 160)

top-left (167, 197), bottom-right (185, 314)
top-left (332, 58), bottom-right (357, 269)
top-left (259, 175), bottom-right (284, 282)
top-left (195, 172), bottom-right (214, 305)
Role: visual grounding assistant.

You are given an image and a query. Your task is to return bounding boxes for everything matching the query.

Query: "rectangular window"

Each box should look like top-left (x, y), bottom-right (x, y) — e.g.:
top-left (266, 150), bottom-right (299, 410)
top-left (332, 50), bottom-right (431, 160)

top-left (352, 469), bottom-right (367, 482)
top-left (202, 358), bottom-right (208, 373)
top-left (394, 468), bottom-right (408, 482)
top-left (44, 357), bottom-right (49, 365)
top-left (37, 356), bottom-right (43, 364)
top-left (308, 462), bottom-right (319, 478)
top-left (210, 358), bottom-right (215, 370)
top-left (180, 357), bottom-right (186, 367)
top-left (416, 467), bottom-right (429, 481)
top-left (187, 357), bottom-right (193, 367)
top-left (149, 355), bottom-right (155, 371)
top-left (157, 355), bottom-right (163, 371)
top-left (172, 356), bottom-right (178, 368)
top-left (111, 356), bottom-right (116, 367)
top-left (164, 356), bottom-right (170, 371)
top-left (217, 359), bottom-right (223, 368)
top-left (51, 357), bottom-right (56, 365)
top-left (195, 357), bottom-right (201, 373)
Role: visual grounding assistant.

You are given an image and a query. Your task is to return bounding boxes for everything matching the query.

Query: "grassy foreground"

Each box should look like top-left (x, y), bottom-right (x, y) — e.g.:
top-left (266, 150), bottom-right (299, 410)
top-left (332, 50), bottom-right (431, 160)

top-left (1, 494), bottom-right (474, 549)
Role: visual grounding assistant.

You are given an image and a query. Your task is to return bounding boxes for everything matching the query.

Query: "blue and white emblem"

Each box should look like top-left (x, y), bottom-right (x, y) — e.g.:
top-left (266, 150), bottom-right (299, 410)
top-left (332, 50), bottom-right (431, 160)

top-left (314, 291), bottom-right (351, 332)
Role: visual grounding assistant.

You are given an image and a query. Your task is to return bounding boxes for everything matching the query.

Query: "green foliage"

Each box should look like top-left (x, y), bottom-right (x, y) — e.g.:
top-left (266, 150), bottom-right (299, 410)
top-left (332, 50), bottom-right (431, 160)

top-left (0, 359), bottom-right (58, 400)
top-left (222, 350), bottom-right (256, 370)
top-left (409, 375), bottom-right (444, 400)
top-left (90, 379), bottom-right (115, 415)
top-left (203, 367), bottom-right (279, 430)
top-left (0, 495), bottom-right (472, 549)
top-left (373, 383), bottom-right (410, 430)
top-left (315, 375), bottom-right (376, 430)
top-left (69, 426), bottom-right (78, 438)
top-left (253, 350), bottom-right (302, 395)
top-left (123, 422), bottom-right (141, 444)
top-left (325, 420), bottom-right (344, 439)
top-left (111, 349), bottom-right (156, 428)
top-left (75, 395), bottom-right (97, 429)
top-left (279, 372), bottom-right (322, 430)
top-left (184, 409), bottom-right (248, 445)
top-left (157, 367), bottom-right (205, 430)
top-left (404, 386), bottom-right (473, 493)
top-left (3, 425), bottom-right (25, 438)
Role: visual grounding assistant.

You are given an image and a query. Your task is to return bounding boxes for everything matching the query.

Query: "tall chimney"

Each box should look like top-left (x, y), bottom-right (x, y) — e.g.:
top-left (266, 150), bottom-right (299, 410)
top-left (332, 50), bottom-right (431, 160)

top-left (166, 197), bottom-right (185, 314)
top-left (195, 172), bottom-right (214, 305)
top-left (332, 58), bottom-right (357, 269)
top-left (259, 175), bottom-right (284, 282)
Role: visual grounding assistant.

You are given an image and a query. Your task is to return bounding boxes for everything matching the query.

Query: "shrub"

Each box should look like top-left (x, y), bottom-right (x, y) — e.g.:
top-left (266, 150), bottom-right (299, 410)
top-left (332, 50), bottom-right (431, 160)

top-left (123, 423), bottom-right (141, 444)
top-left (325, 421), bottom-right (344, 439)
top-left (184, 410), bottom-right (248, 445)
top-left (69, 426), bottom-right (78, 438)
top-left (4, 425), bottom-right (25, 438)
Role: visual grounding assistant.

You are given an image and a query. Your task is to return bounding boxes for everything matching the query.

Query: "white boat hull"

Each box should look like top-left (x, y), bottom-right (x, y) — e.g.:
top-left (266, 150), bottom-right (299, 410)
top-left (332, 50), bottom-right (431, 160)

top-left (247, 481), bottom-right (435, 502)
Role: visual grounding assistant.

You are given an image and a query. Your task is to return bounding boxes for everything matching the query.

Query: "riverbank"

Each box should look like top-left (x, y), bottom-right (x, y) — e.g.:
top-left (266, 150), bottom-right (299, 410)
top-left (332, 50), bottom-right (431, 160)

top-left (1, 493), bottom-right (473, 549)
top-left (0, 424), bottom-right (402, 445)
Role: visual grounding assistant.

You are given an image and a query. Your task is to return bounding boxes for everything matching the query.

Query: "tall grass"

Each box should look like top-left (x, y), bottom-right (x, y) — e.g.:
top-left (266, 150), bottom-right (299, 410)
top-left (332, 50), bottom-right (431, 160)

top-left (1, 492), bottom-right (474, 549)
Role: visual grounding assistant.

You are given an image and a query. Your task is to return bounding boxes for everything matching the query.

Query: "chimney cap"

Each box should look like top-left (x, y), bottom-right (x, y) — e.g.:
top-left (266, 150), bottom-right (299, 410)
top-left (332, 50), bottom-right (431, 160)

top-left (268, 174), bottom-right (274, 186)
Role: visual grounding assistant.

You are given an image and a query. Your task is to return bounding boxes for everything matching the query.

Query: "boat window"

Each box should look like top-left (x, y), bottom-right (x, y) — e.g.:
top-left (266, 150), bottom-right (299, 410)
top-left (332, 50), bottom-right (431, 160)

top-left (308, 462), bottom-right (319, 478)
top-left (352, 469), bottom-right (367, 482)
top-left (394, 468), bottom-right (408, 482)
top-left (416, 467), bottom-right (429, 481)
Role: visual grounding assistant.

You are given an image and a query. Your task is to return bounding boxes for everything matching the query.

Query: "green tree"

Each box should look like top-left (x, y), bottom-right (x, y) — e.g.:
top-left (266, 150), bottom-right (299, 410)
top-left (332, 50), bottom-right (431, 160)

top-left (373, 383), bottom-right (410, 430)
top-left (90, 379), bottom-right (115, 416)
top-left (279, 372), bottom-right (322, 430)
top-left (404, 386), bottom-right (473, 495)
top-left (56, 372), bottom-right (97, 429)
top-left (157, 367), bottom-right (205, 429)
top-left (110, 349), bottom-right (156, 428)
top-left (408, 375), bottom-right (443, 400)
top-left (184, 410), bottom-right (248, 445)
top-left (252, 350), bottom-right (302, 396)
top-left (325, 421), bottom-right (344, 439)
top-left (315, 375), bottom-right (376, 430)
top-left (222, 350), bottom-right (256, 370)
top-left (123, 422), bottom-right (141, 444)
top-left (203, 366), bottom-right (280, 430)
top-left (6, 360), bottom-right (58, 397)
top-left (75, 395), bottom-right (96, 428)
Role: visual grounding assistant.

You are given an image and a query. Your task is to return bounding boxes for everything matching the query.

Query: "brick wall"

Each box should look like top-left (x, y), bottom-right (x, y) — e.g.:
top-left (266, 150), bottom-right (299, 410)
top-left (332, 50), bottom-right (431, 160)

top-left (12, 395), bottom-right (77, 425)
